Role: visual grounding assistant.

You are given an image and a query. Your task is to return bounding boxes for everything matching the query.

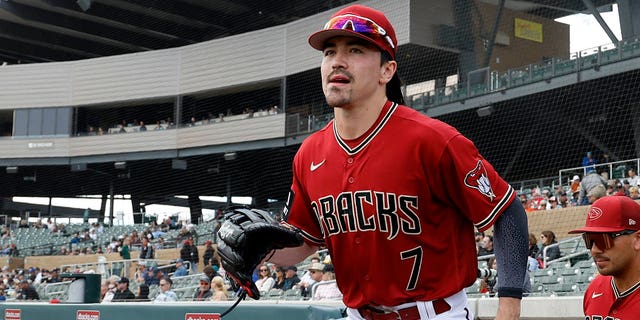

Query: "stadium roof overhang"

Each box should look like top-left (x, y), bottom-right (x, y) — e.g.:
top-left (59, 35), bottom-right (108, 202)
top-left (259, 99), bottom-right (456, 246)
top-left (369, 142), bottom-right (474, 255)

top-left (0, 0), bottom-right (619, 64)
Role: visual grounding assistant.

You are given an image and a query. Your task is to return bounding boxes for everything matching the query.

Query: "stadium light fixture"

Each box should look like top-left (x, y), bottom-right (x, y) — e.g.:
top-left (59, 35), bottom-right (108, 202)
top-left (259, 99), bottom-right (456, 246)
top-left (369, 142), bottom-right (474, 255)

top-left (6, 166), bottom-right (18, 174)
top-left (114, 161), bottom-right (127, 170)
top-left (476, 105), bottom-right (494, 117)
top-left (224, 152), bottom-right (237, 161)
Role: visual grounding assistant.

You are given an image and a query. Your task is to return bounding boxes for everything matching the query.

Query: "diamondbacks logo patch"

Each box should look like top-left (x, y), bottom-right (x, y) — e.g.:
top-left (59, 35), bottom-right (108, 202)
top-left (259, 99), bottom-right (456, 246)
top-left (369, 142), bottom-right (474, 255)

top-left (588, 206), bottom-right (603, 221)
top-left (464, 160), bottom-right (496, 201)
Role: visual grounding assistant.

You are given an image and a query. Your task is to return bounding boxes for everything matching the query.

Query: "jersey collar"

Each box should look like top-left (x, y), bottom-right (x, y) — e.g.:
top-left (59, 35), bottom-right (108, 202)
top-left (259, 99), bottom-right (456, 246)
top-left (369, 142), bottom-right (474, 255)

top-left (611, 276), bottom-right (640, 299)
top-left (333, 101), bottom-right (397, 156)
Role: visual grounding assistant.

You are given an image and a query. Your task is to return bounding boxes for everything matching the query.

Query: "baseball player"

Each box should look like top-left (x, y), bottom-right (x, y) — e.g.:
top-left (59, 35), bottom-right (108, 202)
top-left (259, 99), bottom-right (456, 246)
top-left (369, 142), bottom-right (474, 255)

top-left (267, 4), bottom-right (529, 320)
top-left (569, 196), bottom-right (640, 318)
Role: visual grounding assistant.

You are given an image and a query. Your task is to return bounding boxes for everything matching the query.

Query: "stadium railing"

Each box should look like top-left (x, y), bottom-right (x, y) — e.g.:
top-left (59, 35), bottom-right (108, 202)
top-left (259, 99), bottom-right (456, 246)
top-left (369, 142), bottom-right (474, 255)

top-left (408, 37), bottom-right (640, 110)
top-left (559, 157), bottom-right (640, 187)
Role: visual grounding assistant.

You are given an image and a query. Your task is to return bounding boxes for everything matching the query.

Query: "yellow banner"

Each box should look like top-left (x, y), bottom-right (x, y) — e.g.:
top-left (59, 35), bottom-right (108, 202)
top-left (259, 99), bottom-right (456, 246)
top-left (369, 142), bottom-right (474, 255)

top-left (514, 18), bottom-right (543, 43)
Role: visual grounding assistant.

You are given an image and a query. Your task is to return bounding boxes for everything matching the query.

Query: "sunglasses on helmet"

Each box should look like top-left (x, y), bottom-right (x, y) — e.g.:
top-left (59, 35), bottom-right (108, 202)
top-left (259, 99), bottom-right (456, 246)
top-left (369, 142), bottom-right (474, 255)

top-left (323, 14), bottom-right (395, 50)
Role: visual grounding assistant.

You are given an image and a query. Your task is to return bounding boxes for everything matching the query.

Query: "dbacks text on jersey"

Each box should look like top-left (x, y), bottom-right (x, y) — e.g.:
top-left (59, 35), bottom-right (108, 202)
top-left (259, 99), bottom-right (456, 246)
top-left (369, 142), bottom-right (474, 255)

top-left (464, 160), bottom-right (496, 201)
top-left (585, 316), bottom-right (620, 320)
top-left (310, 190), bottom-right (421, 240)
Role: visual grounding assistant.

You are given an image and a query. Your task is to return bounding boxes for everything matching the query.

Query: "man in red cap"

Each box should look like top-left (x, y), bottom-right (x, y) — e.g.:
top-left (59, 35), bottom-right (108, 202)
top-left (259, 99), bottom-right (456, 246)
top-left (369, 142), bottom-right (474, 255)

top-left (569, 196), bottom-right (640, 318)
top-left (271, 4), bottom-right (528, 319)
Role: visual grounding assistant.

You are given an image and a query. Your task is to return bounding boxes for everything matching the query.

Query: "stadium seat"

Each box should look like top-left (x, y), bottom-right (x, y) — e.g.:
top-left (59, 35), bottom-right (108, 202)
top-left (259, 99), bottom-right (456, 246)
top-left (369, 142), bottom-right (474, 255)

top-left (283, 288), bottom-right (303, 301)
top-left (547, 283), bottom-right (580, 296)
top-left (266, 288), bottom-right (283, 300)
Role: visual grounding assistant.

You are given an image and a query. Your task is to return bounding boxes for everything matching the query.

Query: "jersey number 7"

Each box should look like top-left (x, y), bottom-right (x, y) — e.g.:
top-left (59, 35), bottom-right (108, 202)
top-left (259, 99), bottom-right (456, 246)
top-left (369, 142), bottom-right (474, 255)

top-left (400, 246), bottom-right (423, 291)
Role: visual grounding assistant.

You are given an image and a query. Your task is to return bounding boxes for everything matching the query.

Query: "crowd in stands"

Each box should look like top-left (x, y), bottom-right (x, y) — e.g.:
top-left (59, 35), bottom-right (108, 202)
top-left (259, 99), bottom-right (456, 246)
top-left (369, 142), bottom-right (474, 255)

top-left (79, 105), bottom-right (280, 136)
top-left (251, 255), bottom-right (342, 301)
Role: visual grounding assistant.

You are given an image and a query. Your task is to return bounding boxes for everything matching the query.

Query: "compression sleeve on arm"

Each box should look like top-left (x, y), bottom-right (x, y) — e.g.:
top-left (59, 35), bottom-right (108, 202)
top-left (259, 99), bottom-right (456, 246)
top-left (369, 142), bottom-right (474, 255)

top-left (493, 200), bottom-right (529, 299)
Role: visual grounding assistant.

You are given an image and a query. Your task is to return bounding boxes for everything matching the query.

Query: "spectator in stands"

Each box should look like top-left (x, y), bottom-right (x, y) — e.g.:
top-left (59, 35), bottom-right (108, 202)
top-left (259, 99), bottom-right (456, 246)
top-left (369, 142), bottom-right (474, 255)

top-left (145, 267), bottom-right (163, 286)
top-left (272, 265), bottom-right (286, 290)
top-left (570, 175), bottom-right (581, 203)
top-left (112, 277), bottom-right (135, 301)
top-left (312, 264), bottom-right (342, 301)
top-left (120, 237), bottom-right (131, 260)
top-left (478, 235), bottom-right (494, 256)
top-left (528, 233), bottom-right (539, 258)
top-left (628, 169), bottom-right (640, 187)
top-left (548, 196), bottom-right (561, 209)
top-left (202, 240), bottom-right (215, 267)
top-left (134, 262), bottom-right (147, 283)
top-left (202, 265), bottom-right (219, 283)
top-left (282, 266), bottom-right (301, 291)
top-left (475, 231), bottom-right (485, 254)
top-left (154, 277), bottom-right (178, 302)
top-left (579, 171), bottom-right (608, 205)
top-left (297, 257), bottom-right (320, 287)
top-left (135, 283), bottom-right (150, 301)
top-left (154, 236), bottom-right (165, 250)
top-left (180, 239), bottom-right (199, 273)
top-left (255, 264), bottom-right (275, 292)
top-left (7, 243), bottom-right (18, 257)
top-left (139, 121), bottom-right (147, 132)
top-left (558, 191), bottom-right (570, 208)
top-left (16, 279), bottom-right (38, 300)
top-left (139, 237), bottom-right (155, 260)
top-left (210, 276), bottom-right (228, 301)
top-left (173, 259), bottom-right (188, 277)
top-left (582, 151), bottom-right (597, 174)
top-left (630, 186), bottom-right (640, 200)
top-left (69, 232), bottom-right (81, 245)
top-left (298, 262), bottom-right (325, 297)
top-left (587, 184), bottom-right (607, 204)
top-left (193, 275), bottom-right (213, 301)
top-left (537, 230), bottom-right (561, 266)
top-left (479, 257), bottom-right (498, 296)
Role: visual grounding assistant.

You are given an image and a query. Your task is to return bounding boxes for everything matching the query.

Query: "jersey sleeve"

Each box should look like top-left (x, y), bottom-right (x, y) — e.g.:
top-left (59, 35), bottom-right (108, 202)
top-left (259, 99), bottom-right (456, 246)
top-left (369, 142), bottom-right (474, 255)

top-left (283, 153), bottom-right (325, 246)
top-left (435, 134), bottom-right (515, 232)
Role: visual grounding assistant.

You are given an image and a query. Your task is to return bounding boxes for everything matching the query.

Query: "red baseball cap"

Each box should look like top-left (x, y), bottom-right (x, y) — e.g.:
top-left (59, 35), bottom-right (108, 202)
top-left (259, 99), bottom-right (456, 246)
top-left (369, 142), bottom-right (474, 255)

top-left (308, 4), bottom-right (397, 60)
top-left (569, 196), bottom-right (640, 234)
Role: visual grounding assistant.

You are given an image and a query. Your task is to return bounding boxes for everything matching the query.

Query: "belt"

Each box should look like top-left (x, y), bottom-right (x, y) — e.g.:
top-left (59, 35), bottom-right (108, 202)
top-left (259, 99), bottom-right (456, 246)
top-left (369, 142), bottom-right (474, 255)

top-left (357, 299), bottom-right (451, 320)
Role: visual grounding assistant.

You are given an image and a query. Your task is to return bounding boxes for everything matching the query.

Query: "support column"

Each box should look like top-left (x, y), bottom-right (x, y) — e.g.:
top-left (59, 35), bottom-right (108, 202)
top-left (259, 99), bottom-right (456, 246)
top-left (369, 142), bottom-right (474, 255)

top-left (99, 195), bottom-right (107, 223)
top-left (618, 0), bottom-right (640, 40)
top-left (108, 181), bottom-right (114, 227)
top-left (131, 195), bottom-right (143, 224)
top-left (188, 195), bottom-right (202, 225)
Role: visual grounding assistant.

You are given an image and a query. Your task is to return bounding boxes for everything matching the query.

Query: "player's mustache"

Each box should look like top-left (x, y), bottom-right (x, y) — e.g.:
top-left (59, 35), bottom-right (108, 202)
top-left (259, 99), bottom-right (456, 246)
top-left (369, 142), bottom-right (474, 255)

top-left (327, 69), bottom-right (353, 82)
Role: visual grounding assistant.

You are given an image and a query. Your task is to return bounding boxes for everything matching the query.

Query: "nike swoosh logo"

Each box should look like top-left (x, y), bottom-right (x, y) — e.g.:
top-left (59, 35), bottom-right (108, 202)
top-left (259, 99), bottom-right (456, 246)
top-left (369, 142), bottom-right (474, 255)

top-left (310, 159), bottom-right (326, 171)
top-left (591, 292), bottom-right (603, 299)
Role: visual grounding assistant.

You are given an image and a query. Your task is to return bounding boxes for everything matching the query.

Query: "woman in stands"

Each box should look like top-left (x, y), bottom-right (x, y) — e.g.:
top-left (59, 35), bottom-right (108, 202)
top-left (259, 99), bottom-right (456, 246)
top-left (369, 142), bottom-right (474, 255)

top-left (135, 283), bottom-right (150, 301)
top-left (272, 265), bottom-right (286, 290)
top-left (255, 263), bottom-right (275, 292)
top-left (537, 230), bottom-right (561, 265)
top-left (210, 276), bottom-right (228, 301)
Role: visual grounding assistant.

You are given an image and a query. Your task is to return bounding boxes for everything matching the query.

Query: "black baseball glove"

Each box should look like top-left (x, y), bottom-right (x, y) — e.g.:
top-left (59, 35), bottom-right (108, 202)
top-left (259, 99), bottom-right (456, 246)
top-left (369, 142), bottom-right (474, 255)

top-left (216, 208), bottom-right (303, 299)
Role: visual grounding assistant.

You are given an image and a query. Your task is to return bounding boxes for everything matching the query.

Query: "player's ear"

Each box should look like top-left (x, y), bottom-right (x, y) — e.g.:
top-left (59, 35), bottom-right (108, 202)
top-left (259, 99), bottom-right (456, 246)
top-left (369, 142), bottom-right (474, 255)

top-left (379, 59), bottom-right (396, 85)
top-left (632, 231), bottom-right (640, 251)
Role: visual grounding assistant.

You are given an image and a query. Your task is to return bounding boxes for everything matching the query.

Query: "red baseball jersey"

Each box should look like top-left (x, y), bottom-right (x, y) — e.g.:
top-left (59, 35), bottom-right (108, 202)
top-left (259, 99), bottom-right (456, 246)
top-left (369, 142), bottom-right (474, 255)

top-left (284, 101), bottom-right (515, 308)
top-left (583, 274), bottom-right (640, 319)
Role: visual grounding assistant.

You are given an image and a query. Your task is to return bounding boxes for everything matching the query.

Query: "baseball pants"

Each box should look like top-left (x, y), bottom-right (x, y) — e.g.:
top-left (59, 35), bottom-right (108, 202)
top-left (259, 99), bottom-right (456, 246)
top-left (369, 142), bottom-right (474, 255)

top-left (345, 290), bottom-right (474, 320)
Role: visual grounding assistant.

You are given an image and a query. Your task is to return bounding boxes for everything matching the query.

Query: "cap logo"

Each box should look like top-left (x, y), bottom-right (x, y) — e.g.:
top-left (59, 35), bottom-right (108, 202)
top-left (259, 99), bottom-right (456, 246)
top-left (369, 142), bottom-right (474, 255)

top-left (588, 206), bottom-right (603, 221)
top-left (630, 219), bottom-right (636, 226)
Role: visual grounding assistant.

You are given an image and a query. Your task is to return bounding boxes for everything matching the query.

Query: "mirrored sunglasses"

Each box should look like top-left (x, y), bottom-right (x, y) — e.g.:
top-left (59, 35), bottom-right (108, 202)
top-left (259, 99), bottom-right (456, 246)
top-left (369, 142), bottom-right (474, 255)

top-left (582, 230), bottom-right (637, 250)
top-left (324, 14), bottom-right (395, 50)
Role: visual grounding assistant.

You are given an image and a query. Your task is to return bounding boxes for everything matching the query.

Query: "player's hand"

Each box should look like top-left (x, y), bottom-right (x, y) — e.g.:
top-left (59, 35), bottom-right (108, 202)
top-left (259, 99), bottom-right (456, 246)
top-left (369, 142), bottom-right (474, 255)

top-left (495, 297), bottom-right (521, 320)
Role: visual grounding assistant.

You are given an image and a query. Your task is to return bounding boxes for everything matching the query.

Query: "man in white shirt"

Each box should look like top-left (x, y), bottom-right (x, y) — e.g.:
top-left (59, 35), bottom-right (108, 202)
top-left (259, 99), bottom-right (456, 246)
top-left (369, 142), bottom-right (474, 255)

top-left (154, 277), bottom-right (178, 302)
